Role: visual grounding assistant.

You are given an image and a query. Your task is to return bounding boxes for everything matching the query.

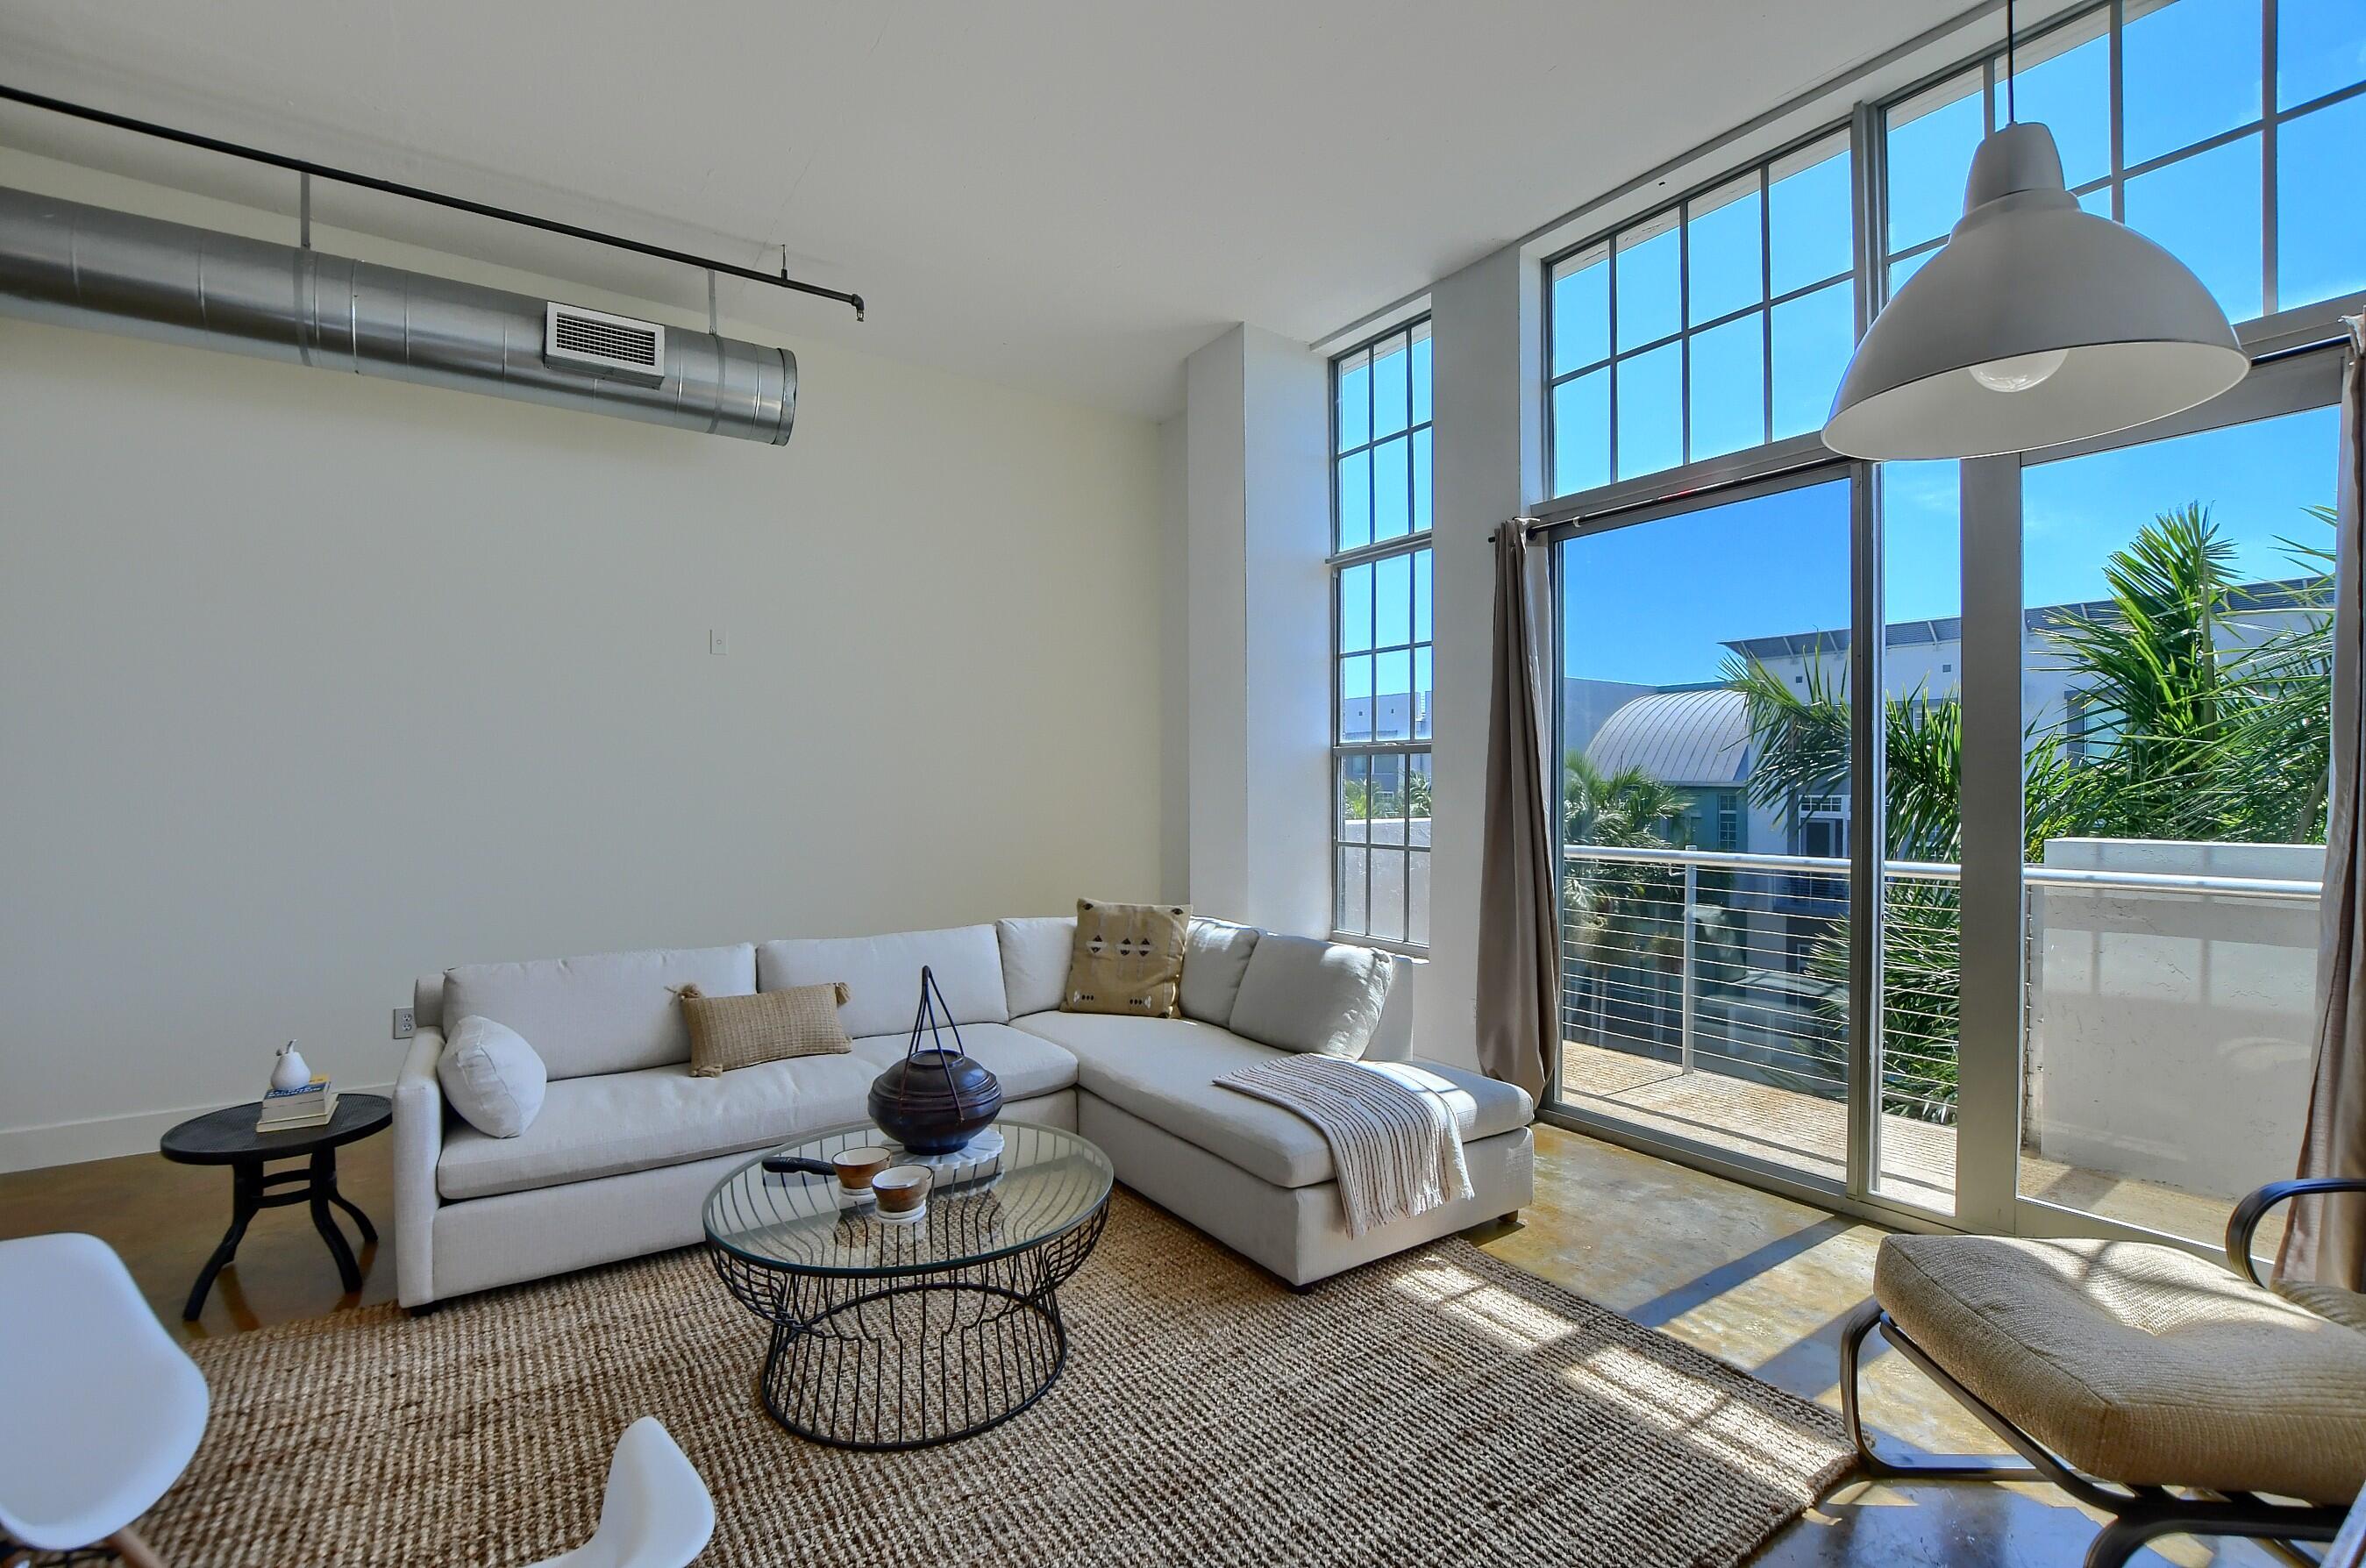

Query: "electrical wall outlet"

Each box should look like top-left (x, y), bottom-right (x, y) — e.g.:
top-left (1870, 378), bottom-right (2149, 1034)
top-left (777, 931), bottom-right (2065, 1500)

top-left (392, 1007), bottom-right (416, 1039)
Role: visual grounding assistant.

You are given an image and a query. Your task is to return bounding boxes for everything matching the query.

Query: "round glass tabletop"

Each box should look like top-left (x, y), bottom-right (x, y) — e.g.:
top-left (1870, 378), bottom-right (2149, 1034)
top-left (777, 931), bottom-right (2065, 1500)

top-left (703, 1121), bottom-right (1114, 1278)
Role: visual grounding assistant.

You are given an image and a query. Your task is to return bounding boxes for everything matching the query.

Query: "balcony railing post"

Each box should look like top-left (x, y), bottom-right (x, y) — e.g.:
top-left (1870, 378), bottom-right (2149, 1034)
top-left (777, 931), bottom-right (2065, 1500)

top-left (1679, 862), bottom-right (1698, 1075)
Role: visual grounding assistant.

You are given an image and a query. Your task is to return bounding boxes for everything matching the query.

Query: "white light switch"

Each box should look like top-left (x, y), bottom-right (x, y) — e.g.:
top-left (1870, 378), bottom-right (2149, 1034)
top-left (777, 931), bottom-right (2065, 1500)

top-left (709, 630), bottom-right (728, 656)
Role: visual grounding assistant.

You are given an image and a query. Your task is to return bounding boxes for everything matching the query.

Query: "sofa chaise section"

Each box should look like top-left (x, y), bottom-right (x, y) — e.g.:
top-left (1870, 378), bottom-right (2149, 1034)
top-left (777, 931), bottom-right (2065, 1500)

top-left (1012, 1001), bottom-right (1534, 1288)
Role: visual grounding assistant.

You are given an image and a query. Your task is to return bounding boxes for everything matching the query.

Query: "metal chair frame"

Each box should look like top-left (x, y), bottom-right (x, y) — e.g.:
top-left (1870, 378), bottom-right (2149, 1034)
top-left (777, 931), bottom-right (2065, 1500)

top-left (1838, 1175), bottom-right (2366, 1568)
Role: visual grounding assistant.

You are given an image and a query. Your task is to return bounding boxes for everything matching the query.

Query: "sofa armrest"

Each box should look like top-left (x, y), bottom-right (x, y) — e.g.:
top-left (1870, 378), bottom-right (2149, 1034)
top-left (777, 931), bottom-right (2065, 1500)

top-left (392, 1029), bottom-right (445, 1307)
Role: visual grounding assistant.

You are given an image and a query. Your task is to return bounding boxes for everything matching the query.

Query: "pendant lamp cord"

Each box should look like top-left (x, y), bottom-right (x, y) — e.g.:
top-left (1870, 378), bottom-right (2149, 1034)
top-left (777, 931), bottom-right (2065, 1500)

top-left (2004, 0), bottom-right (2018, 123)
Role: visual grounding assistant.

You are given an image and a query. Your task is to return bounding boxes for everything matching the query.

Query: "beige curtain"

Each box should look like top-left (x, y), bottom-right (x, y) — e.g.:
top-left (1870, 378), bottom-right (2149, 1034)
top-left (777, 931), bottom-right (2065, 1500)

top-left (2284, 314), bottom-right (2366, 1290)
top-left (1476, 523), bottom-right (1557, 1102)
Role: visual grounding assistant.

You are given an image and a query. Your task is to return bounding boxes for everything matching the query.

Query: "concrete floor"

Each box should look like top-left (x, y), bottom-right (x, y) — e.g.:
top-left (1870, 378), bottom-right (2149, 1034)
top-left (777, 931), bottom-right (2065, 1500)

top-left (0, 1122), bottom-right (2284, 1564)
top-left (1558, 1039), bottom-right (2285, 1258)
top-left (1473, 1125), bottom-right (2283, 1567)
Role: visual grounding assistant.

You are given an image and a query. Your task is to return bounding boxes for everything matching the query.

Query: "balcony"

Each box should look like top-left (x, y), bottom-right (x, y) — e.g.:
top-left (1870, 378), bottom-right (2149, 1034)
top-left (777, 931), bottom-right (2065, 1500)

top-left (1555, 840), bottom-right (2320, 1257)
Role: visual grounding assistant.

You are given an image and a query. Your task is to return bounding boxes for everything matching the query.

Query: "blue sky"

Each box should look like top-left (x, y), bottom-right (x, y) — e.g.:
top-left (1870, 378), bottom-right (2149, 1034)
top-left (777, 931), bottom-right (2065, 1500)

top-left (1562, 404), bottom-right (2338, 688)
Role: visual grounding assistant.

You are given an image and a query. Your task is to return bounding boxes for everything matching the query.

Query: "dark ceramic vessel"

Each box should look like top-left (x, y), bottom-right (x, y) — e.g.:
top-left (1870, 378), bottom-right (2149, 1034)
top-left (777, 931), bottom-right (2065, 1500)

top-left (868, 1049), bottom-right (1003, 1154)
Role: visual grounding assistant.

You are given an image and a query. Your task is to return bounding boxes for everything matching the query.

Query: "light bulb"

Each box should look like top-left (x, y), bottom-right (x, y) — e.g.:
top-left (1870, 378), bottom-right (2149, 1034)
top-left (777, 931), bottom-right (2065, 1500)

top-left (1968, 347), bottom-right (2070, 392)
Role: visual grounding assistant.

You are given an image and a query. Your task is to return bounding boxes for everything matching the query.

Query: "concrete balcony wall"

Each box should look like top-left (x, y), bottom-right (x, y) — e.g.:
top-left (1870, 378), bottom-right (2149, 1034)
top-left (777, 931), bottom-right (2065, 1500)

top-left (2027, 837), bottom-right (2322, 1203)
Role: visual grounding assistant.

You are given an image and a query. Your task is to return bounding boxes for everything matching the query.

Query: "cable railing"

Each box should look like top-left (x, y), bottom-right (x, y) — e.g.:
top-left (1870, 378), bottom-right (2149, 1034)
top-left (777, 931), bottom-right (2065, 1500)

top-left (1557, 840), bottom-right (2323, 1126)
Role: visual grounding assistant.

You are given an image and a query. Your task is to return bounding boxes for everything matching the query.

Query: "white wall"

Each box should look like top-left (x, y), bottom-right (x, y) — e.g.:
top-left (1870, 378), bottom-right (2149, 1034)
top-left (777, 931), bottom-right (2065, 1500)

top-left (0, 157), bottom-right (1165, 1171)
top-left (1158, 411), bottom-right (1191, 903)
top-left (1181, 325), bottom-right (1329, 937)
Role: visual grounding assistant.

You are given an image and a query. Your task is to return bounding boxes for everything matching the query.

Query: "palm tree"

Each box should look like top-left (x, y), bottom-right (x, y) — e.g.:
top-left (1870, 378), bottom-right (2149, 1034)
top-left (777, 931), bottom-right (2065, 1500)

top-left (1724, 502), bottom-right (2334, 1123)
top-left (1560, 752), bottom-right (1696, 1058)
top-left (1728, 652), bottom-right (1970, 1119)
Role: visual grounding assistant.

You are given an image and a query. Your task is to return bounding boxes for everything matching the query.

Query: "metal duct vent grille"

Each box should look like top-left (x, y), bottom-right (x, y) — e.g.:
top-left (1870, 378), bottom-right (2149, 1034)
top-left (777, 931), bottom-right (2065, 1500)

top-left (545, 302), bottom-right (665, 384)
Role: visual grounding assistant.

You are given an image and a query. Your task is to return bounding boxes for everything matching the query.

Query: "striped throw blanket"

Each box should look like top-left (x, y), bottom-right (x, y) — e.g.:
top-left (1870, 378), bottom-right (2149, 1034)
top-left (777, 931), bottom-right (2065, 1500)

top-left (1217, 1056), bottom-right (1472, 1237)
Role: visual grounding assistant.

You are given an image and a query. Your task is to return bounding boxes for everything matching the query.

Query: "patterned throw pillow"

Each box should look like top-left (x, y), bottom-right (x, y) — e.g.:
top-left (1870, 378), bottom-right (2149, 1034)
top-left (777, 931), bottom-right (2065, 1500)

top-left (678, 982), bottom-right (852, 1076)
top-left (1061, 899), bottom-right (1191, 1017)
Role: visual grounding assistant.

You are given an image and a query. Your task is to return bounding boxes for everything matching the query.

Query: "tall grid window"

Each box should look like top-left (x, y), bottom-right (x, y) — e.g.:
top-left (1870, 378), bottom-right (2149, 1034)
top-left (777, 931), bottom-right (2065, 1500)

top-left (1545, 131), bottom-right (1857, 499)
top-left (1332, 319), bottom-right (1433, 948)
top-left (1885, 0), bottom-right (2366, 325)
top-left (1543, 0), bottom-right (2366, 508)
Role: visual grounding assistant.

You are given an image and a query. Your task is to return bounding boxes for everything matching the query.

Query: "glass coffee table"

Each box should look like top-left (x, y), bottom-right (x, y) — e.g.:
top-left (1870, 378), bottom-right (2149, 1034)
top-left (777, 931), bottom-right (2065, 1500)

top-left (704, 1121), bottom-right (1113, 1450)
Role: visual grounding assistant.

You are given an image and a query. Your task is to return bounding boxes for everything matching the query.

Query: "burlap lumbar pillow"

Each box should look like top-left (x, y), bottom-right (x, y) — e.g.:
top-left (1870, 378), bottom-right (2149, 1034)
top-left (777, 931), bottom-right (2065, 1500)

top-left (678, 982), bottom-right (852, 1076)
top-left (1061, 899), bottom-right (1190, 1017)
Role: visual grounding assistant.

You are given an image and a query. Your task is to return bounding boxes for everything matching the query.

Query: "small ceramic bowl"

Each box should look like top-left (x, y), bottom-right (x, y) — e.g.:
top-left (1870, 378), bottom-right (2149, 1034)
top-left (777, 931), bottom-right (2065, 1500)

top-left (872, 1165), bottom-right (934, 1216)
top-left (831, 1145), bottom-right (894, 1194)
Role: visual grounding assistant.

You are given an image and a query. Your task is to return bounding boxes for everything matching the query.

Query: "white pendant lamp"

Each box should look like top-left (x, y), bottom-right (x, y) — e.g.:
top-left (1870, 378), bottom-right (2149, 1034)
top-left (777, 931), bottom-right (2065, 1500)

top-left (1822, 6), bottom-right (2246, 460)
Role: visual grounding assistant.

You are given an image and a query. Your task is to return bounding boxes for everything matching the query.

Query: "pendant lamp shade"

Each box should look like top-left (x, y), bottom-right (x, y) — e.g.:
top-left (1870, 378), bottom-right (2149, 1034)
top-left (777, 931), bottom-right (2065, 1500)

top-left (1822, 123), bottom-right (2246, 460)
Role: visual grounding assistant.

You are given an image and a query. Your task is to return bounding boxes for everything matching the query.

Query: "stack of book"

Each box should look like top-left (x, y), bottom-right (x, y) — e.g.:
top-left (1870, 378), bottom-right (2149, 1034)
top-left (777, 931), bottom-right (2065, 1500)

top-left (258, 1074), bottom-right (338, 1132)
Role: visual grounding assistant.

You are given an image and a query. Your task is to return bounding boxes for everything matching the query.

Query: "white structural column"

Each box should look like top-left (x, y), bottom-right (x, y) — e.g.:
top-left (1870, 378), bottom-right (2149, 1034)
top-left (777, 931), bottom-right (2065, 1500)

top-left (1182, 325), bottom-right (1330, 935)
top-left (1158, 411), bottom-right (1191, 902)
top-left (1423, 245), bottom-right (1544, 1073)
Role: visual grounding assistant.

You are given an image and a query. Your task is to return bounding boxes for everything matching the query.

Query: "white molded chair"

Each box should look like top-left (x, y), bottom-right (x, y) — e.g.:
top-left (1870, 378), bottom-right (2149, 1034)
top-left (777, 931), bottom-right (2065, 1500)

top-left (0, 1233), bottom-right (210, 1567)
top-left (532, 1417), bottom-right (715, 1568)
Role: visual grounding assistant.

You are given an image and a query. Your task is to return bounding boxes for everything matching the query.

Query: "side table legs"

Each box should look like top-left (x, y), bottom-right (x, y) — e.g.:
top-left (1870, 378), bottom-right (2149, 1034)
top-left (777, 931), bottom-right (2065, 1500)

top-left (184, 1160), bottom-right (262, 1320)
top-left (183, 1150), bottom-right (378, 1320)
top-left (307, 1147), bottom-right (364, 1294)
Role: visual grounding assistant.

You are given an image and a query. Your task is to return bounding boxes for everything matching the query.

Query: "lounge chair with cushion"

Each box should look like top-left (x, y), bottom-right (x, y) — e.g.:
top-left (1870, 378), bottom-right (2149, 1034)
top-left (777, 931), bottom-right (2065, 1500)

top-left (1841, 1176), bottom-right (2366, 1568)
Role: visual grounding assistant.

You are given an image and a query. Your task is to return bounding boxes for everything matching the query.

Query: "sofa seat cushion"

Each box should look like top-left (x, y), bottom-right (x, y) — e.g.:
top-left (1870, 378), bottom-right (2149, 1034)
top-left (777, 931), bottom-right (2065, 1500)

top-left (436, 1053), bottom-right (874, 1201)
top-left (759, 925), bottom-right (1008, 1038)
top-left (847, 1022), bottom-right (1078, 1104)
top-left (1009, 1011), bottom-right (1528, 1189)
top-left (443, 944), bottom-right (755, 1080)
top-left (1876, 1232), bottom-right (2366, 1501)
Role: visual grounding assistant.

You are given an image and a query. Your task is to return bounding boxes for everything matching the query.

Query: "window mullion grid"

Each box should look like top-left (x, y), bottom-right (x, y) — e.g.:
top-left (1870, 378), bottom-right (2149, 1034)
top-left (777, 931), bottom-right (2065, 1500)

top-left (2108, 0), bottom-right (2126, 221)
top-left (1759, 163), bottom-right (1774, 448)
top-left (1391, 328), bottom-right (1410, 537)
top-left (1678, 202), bottom-right (1693, 464)
top-left (2260, 0), bottom-right (2277, 316)
top-left (1607, 240), bottom-right (1622, 479)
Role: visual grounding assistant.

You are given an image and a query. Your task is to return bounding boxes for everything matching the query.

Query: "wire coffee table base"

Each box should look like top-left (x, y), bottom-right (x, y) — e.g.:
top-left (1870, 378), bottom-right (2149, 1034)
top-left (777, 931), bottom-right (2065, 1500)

top-left (710, 1201), bottom-right (1108, 1450)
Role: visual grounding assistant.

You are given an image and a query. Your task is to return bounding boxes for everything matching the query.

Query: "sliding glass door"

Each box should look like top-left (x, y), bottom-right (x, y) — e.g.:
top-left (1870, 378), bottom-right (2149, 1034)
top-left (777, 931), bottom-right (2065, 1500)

top-left (1555, 472), bottom-right (1864, 1194)
top-left (1543, 365), bottom-right (2346, 1252)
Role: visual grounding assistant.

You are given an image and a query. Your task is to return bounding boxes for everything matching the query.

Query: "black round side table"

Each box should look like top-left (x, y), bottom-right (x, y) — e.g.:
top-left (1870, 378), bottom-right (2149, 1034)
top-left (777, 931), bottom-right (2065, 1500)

top-left (160, 1092), bottom-right (392, 1320)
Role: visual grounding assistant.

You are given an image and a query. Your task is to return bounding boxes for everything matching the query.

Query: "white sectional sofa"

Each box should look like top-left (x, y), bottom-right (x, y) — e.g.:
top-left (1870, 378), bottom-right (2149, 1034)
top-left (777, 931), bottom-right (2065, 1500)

top-left (394, 918), bottom-right (1534, 1308)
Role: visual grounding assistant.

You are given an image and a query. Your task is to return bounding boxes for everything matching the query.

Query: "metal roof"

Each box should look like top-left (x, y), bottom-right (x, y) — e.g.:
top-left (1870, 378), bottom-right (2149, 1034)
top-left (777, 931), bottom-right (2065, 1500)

top-left (1583, 688), bottom-right (1750, 787)
top-left (1725, 578), bottom-right (2318, 658)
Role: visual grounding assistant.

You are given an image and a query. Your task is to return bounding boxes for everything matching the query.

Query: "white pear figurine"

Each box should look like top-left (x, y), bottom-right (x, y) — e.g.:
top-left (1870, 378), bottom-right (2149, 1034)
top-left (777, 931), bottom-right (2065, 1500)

top-left (271, 1040), bottom-right (310, 1094)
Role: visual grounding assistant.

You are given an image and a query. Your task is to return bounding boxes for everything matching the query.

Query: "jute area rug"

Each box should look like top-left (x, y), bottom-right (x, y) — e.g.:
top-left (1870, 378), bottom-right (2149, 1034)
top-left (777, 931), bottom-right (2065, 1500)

top-left (155, 1193), bottom-right (1849, 1566)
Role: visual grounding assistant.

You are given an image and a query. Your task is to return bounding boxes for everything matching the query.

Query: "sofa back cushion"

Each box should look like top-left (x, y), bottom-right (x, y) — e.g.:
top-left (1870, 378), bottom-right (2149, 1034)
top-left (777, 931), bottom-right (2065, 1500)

top-left (1227, 934), bottom-right (1394, 1060)
top-left (996, 916), bottom-right (1075, 1017)
top-left (759, 925), bottom-right (1010, 1040)
top-left (1364, 953), bottom-right (1415, 1063)
top-left (441, 944), bottom-right (756, 1080)
top-left (1178, 917), bottom-right (1261, 1026)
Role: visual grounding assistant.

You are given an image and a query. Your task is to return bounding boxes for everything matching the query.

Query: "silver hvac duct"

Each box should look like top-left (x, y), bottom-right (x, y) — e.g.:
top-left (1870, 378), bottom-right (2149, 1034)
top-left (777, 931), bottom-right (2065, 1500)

top-left (0, 184), bottom-right (796, 445)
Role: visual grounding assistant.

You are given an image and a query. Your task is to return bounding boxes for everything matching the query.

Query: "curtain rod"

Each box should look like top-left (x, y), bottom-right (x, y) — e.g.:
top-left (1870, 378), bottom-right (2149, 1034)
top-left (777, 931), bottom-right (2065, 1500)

top-left (0, 81), bottom-right (866, 321)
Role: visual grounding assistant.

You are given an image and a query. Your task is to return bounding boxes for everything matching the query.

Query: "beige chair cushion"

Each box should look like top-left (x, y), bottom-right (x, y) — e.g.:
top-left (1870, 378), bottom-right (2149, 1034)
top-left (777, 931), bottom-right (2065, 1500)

top-left (2281, 1279), bottom-right (2366, 1335)
top-left (1061, 900), bottom-right (1189, 1017)
top-left (679, 982), bottom-right (851, 1076)
top-left (1876, 1233), bottom-right (2366, 1502)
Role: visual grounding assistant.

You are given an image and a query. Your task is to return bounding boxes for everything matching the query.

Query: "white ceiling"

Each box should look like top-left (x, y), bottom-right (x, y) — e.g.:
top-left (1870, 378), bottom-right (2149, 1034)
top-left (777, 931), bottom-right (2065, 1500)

top-left (0, 1), bottom-right (1973, 420)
